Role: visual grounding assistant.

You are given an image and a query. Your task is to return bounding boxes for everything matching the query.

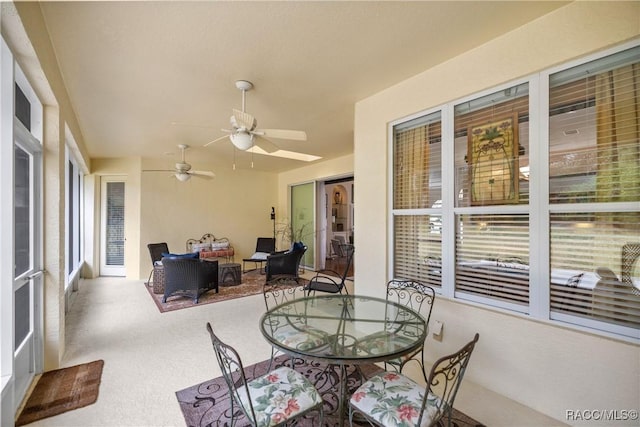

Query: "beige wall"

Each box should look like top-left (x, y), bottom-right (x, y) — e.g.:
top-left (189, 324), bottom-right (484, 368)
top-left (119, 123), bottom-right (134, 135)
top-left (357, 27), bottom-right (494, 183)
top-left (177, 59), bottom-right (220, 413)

top-left (139, 157), bottom-right (279, 279)
top-left (354, 2), bottom-right (639, 425)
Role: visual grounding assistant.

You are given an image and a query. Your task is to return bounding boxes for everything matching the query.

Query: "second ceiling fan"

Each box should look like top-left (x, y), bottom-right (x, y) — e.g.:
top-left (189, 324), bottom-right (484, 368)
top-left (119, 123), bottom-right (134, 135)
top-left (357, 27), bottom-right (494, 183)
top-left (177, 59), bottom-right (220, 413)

top-left (204, 80), bottom-right (318, 162)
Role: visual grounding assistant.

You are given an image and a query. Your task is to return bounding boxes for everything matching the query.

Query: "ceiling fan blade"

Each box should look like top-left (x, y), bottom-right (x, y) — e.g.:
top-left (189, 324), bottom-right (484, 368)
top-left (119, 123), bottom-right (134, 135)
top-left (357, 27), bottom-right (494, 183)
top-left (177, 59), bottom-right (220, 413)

top-left (254, 135), bottom-right (279, 153)
top-left (247, 145), bottom-right (322, 162)
top-left (203, 133), bottom-right (230, 147)
top-left (257, 128), bottom-right (307, 141)
top-left (232, 109), bottom-right (256, 130)
top-left (190, 170), bottom-right (216, 179)
top-left (142, 169), bottom-right (174, 172)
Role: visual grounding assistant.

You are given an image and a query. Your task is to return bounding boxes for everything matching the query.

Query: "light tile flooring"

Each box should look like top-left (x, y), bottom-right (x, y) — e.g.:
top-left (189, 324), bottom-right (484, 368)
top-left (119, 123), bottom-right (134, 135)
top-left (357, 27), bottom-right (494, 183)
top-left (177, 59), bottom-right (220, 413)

top-left (19, 274), bottom-right (567, 426)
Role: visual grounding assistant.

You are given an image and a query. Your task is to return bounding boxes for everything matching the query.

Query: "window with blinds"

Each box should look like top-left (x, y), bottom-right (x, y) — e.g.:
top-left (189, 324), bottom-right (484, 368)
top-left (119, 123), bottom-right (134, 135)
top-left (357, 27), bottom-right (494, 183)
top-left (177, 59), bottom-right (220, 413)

top-left (394, 215), bottom-right (442, 288)
top-left (550, 212), bottom-right (640, 331)
top-left (548, 46), bottom-right (640, 334)
top-left (455, 214), bottom-right (530, 310)
top-left (452, 84), bottom-right (531, 309)
top-left (392, 112), bottom-right (442, 286)
top-left (390, 44), bottom-right (639, 339)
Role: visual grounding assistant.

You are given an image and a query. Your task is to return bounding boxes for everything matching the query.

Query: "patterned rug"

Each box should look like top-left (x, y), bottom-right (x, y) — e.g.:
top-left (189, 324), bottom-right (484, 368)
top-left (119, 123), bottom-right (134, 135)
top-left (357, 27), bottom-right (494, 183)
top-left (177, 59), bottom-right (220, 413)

top-left (145, 270), bottom-right (306, 313)
top-left (176, 356), bottom-right (485, 427)
top-left (16, 360), bottom-right (104, 426)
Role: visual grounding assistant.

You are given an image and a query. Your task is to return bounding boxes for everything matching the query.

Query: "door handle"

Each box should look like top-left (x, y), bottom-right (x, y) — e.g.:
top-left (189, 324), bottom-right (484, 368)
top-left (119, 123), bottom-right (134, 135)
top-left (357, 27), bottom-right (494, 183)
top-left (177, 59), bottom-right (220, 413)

top-left (24, 269), bottom-right (45, 283)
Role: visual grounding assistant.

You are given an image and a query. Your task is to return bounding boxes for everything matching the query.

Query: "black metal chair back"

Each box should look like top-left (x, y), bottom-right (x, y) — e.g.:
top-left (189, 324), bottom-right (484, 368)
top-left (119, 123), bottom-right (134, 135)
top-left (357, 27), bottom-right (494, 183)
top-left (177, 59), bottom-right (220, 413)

top-left (305, 244), bottom-right (354, 295)
top-left (148, 242), bottom-right (169, 264)
top-left (421, 333), bottom-right (479, 426)
top-left (256, 237), bottom-right (276, 254)
top-left (384, 279), bottom-right (435, 381)
top-left (205, 322), bottom-right (260, 425)
top-left (146, 242), bottom-right (169, 285)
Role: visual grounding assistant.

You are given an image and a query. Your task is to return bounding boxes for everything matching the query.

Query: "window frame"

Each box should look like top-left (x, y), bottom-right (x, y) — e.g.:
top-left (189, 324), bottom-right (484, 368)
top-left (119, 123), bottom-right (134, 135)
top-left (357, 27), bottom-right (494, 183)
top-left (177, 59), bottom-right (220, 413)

top-left (389, 40), bottom-right (640, 342)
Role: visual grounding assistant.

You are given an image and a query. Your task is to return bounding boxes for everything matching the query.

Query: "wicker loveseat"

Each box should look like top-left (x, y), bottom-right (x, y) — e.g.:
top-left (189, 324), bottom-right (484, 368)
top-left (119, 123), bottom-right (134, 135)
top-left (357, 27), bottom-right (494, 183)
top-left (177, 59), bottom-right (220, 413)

top-left (186, 233), bottom-right (235, 262)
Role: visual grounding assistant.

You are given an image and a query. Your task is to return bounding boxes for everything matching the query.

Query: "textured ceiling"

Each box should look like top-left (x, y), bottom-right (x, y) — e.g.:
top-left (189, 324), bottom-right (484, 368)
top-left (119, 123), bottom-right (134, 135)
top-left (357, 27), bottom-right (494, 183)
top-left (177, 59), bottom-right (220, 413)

top-left (38, 1), bottom-right (568, 172)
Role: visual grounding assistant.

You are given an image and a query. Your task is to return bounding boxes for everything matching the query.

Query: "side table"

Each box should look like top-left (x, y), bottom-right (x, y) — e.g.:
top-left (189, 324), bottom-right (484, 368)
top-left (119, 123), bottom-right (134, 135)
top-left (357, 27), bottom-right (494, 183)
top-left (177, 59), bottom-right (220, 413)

top-left (153, 264), bottom-right (165, 294)
top-left (218, 263), bottom-right (242, 286)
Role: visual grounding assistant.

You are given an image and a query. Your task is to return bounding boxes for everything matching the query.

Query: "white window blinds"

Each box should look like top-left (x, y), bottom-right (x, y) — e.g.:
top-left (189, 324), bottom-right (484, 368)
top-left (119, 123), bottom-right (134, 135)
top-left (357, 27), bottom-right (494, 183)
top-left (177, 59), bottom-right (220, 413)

top-left (548, 46), bottom-right (640, 335)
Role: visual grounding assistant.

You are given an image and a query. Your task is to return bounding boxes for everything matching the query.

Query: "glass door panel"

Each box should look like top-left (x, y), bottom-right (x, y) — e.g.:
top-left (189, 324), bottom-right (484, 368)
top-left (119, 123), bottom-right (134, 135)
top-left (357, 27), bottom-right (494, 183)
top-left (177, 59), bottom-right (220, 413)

top-left (291, 182), bottom-right (315, 270)
top-left (100, 178), bottom-right (126, 276)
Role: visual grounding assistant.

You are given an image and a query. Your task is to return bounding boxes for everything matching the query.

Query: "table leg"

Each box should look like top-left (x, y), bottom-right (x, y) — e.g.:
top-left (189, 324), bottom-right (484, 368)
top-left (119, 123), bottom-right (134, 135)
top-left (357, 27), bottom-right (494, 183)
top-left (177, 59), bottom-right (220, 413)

top-left (338, 363), bottom-right (348, 427)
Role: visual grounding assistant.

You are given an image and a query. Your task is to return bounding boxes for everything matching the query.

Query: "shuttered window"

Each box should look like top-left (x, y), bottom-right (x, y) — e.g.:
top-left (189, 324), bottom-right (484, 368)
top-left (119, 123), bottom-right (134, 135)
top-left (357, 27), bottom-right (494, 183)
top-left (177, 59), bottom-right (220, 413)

top-left (392, 112), bottom-right (442, 286)
top-left (548, 46), bottom-right (640, 335)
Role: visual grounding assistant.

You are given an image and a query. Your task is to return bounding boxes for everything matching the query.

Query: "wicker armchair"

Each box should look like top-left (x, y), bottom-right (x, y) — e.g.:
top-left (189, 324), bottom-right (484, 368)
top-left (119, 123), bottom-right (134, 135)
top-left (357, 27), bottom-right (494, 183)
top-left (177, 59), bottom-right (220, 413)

top-left (265, 244), bottom-right (307, 283)
top-left (162, 258), bottom-right (219, 303)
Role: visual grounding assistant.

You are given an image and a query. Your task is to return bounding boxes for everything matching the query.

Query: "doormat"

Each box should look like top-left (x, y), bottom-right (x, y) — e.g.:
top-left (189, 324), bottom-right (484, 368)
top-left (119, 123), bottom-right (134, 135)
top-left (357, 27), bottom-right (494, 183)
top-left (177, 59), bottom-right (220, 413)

top-left (16, 360), bottom-right (104, 426)
top-left (176, 356), bottom-right (485, 427)
top-left (146, 270), bottom-right (307, 313)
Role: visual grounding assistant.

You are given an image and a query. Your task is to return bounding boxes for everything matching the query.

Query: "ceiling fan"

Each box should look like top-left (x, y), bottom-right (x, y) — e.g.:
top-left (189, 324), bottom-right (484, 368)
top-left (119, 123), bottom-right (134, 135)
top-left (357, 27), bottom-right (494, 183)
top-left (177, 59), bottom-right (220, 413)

top-left (143, 144), bottom-right (215, 182)
top-left (204, 80), bottom-right (318, 162)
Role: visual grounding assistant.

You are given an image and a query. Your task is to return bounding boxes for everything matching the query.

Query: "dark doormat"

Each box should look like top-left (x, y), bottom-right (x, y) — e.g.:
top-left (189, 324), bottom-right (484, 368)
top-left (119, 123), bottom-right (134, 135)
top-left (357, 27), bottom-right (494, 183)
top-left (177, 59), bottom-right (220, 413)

top-left (176, 356), bottom-right (484, 427)
top-left (16, 359), bottom-right (104, 426)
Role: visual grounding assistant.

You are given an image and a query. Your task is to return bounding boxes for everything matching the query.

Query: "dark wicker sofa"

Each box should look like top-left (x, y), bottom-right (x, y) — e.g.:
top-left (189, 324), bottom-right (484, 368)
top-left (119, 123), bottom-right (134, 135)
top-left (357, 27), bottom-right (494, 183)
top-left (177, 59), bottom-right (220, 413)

top-left (162, 257), bottom-right (219, 303)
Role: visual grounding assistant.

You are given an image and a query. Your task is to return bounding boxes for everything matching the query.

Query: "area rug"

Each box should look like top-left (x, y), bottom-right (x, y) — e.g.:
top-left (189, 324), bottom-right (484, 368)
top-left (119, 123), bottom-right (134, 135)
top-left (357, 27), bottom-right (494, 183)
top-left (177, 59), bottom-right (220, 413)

top-left (16, 360), bottom-right (104, 426)
top-left (176, 356), bottom-right (484, 427)
top-left (146, 270), bottom-right (307, 313)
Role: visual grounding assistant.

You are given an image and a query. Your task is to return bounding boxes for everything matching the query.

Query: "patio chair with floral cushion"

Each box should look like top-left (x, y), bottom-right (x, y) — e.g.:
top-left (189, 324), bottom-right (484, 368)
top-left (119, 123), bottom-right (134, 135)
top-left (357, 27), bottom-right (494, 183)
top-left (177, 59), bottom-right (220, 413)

top-left (349, 333), bottom-right (479, 427)
top-left (262, 281), bottom-right (329, 370)
top-left (206, 322), bottom-right (324, 427)
top-left (354, 279), bottom-right (435, 383)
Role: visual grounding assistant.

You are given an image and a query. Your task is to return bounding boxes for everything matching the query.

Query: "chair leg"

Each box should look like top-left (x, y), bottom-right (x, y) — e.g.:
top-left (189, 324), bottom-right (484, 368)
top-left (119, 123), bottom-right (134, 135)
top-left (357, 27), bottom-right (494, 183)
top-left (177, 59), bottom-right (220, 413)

top-left (146, 268), bottom-right (153, 286)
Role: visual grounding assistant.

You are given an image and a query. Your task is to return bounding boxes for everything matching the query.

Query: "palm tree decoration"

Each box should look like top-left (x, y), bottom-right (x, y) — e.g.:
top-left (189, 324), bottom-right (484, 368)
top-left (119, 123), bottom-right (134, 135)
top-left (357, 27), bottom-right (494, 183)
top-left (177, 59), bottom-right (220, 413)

top-left (469, 117), bottom-right (518, 204)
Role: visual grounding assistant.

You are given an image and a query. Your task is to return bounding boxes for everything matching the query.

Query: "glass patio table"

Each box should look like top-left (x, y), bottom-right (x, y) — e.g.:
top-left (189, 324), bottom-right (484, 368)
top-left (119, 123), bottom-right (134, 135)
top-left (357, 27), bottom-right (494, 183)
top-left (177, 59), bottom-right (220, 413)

top-left (259, 294), bottom-right (427, 426)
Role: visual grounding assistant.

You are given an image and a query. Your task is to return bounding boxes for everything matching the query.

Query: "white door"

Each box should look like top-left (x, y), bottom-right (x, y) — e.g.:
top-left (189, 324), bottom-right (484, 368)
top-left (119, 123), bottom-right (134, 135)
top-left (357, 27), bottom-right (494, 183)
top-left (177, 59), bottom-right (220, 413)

top-left (100, 177), bottom-right (126, 276)
top-left (13, 125), bottom-right (43, 409)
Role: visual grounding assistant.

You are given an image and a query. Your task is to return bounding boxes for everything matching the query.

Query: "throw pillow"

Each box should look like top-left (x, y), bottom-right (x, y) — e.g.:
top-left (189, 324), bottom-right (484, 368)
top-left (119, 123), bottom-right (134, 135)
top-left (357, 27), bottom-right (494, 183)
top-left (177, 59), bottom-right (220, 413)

top-left (211, 241), bottom-right (230, 250)
top-left (251, 252), bottom-right (270, 260)
top-left (191, 242), bottom-right (211, 253)
top-left (161, 252), bottom-right (199, 259)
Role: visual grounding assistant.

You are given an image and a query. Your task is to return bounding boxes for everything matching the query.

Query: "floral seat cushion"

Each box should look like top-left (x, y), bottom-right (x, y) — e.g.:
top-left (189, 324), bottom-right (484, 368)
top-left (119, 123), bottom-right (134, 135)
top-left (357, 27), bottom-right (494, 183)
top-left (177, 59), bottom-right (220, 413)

top-left (350, 372), bottom-right (444, 427)
top-left (356, 330), bottom-right (421, 363)
top-left (272, 324), bottom-right (328, 351)
top-left (236, 366), bottom-right (322, 427)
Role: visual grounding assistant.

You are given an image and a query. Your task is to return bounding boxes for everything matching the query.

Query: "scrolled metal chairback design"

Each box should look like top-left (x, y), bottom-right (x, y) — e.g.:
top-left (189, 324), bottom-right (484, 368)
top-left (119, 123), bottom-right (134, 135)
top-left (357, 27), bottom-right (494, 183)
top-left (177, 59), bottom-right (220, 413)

top-left (386, 279), bottom-right (436, 318)
top-left (423, 333), bottom-right (480, 420)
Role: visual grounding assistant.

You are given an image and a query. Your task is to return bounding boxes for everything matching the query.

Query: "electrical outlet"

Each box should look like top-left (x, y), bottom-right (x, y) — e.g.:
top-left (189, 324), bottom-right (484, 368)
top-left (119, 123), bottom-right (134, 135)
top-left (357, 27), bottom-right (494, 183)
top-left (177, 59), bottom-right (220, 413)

top-left (432, 320), bottom-right (443, 336)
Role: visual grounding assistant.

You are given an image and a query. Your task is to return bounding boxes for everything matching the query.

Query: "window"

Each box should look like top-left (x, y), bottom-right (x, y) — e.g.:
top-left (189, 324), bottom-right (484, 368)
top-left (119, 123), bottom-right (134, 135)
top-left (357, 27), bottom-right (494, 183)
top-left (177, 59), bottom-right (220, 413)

top-left (547, 46), bottom-right (640, 336)
top-left (453, 83), bottom-right (530, 310)
top-left (66, 148), bottom-right (84, 287)
top-left (391, 43), bottom-right (640, 340)
top-left (392, 111), bottom-right (442, 288)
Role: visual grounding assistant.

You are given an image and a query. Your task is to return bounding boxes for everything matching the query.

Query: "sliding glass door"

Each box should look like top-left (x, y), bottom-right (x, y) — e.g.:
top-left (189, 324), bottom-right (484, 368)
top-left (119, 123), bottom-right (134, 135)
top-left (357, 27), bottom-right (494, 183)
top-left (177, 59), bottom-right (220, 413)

top-left (291, 182), bottom-right (315, 270)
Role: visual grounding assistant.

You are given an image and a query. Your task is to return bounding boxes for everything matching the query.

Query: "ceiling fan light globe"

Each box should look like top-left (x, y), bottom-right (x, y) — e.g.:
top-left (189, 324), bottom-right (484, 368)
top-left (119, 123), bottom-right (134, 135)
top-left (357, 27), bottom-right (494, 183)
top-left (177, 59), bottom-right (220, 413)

top-left (175, 173), bottom-right (191, 182)
top-left (230, 132), bottom-right (254, 151)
